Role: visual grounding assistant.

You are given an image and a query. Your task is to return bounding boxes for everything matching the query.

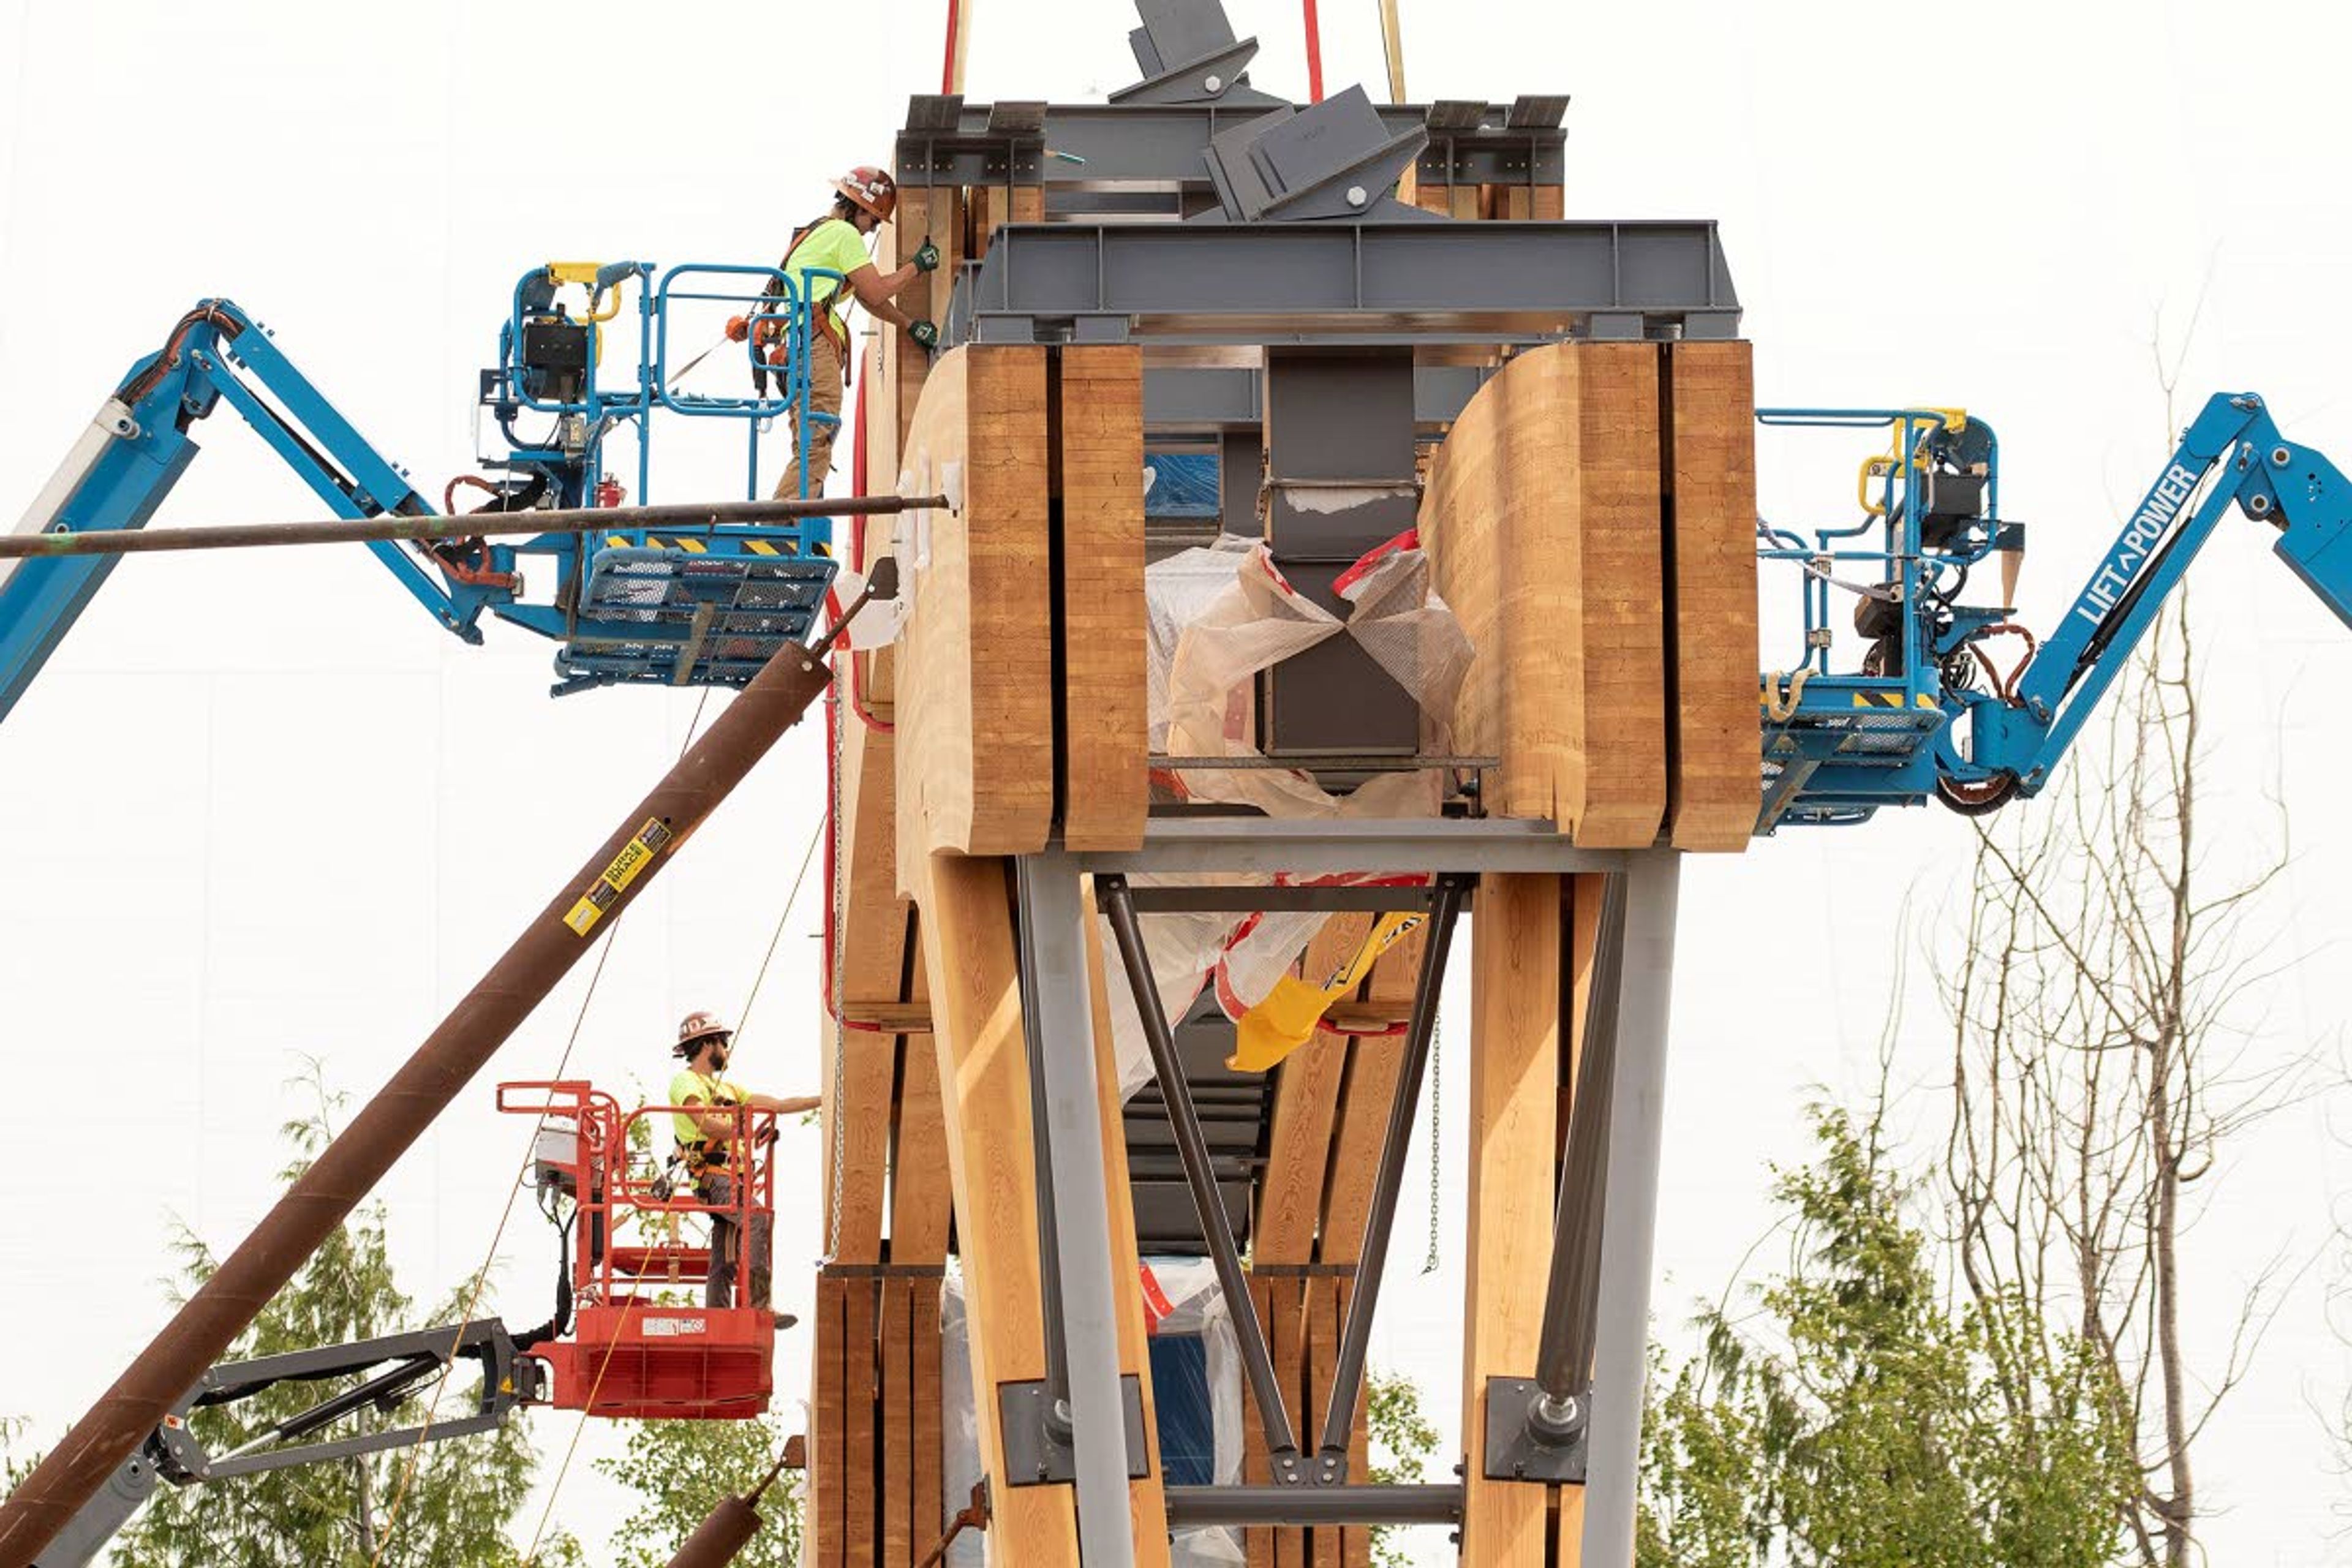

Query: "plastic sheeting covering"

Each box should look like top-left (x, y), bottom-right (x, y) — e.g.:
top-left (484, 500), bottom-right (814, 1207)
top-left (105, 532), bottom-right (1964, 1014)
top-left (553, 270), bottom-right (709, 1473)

top-left (940, 1258), bottom-right (1244, 1568)
top-left (1104, 534), bottom-right (1474, 1098)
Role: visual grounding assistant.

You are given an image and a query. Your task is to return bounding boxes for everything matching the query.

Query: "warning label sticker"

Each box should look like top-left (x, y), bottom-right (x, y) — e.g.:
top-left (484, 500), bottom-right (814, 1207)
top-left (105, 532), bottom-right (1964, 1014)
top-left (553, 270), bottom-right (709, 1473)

top-left (564, 818), bottom-right (677, 937)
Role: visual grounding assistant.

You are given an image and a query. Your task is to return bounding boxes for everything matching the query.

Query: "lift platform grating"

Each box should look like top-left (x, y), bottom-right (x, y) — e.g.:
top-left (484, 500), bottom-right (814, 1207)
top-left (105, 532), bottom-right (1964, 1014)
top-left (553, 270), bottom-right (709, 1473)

top-left (555, 543), bottom-right (837, 692)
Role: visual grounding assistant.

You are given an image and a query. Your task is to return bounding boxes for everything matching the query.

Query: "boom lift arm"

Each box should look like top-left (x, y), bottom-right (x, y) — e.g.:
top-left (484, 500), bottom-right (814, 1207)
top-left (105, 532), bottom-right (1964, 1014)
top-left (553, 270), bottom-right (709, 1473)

top-left (0, 301), bottom-right (496, 724)
top-left (1966, 391), bottom-right (2352, 796)
top-left (34, 1319), bottom-right (534, 1568)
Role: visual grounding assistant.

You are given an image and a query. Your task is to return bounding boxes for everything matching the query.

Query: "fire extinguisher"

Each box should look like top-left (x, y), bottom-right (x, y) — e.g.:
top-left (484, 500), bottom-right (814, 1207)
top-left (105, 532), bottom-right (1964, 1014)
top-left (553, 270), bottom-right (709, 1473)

top-left (595, 475), bottom-right (626, 508)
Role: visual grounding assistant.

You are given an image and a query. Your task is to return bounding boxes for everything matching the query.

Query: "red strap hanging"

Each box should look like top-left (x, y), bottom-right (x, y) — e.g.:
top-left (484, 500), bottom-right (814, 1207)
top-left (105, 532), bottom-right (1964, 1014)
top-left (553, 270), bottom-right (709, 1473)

top-left (1302, 0), bottom-right (1325, 101)
top-left (941, 0), bottom-right (964, 94)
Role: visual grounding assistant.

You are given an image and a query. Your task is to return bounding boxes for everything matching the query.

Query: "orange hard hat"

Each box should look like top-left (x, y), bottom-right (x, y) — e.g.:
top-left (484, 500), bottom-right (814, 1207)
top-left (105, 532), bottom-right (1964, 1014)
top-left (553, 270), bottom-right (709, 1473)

top-left (835, 165), bottom-right (897, 222)
top-left (676, 1009), bottom-right (733, 1056)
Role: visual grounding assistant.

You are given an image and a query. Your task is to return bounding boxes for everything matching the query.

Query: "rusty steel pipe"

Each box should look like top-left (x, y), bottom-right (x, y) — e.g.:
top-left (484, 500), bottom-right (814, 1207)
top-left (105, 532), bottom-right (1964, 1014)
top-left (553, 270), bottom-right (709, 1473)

top-left (0, 597), bottom-right (859, 1566)
top-left (0, 494), bottom-right (948, 560)
top-left (663, 1498), bottom-right (764, 1568)
top-left (663, 1450), bottom-right (794, 1568)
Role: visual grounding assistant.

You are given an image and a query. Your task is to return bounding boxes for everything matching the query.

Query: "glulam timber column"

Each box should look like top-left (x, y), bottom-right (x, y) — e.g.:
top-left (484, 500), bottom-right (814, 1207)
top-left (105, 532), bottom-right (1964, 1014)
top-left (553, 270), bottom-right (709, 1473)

top-left (1458, 874), bottom-right (1570, 1568)
top-left (889, 342), bottom-right (1160, 1566)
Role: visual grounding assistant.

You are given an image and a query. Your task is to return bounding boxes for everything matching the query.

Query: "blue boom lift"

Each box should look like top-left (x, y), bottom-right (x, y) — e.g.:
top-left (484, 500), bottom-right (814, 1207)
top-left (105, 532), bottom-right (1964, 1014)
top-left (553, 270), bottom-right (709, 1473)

top-left (1755, 393), bottom-right (2352, 829)
top-left (0, 260), bottom-right (845, 724)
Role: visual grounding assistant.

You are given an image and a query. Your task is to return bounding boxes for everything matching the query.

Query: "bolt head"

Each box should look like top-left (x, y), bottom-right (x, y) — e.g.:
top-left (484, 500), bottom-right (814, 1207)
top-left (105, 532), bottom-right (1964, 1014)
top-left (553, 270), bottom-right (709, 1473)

top-left (1347, 185), bottom-right (1370, 207)
top-left (1204, 74), bottom-right (1223, 92)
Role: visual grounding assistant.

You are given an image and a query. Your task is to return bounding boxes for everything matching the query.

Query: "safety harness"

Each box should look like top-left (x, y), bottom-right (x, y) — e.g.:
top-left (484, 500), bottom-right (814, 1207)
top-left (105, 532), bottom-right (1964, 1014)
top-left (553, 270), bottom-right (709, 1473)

top-left (753, 214), bottom-right (859, 395)
top-left (675, 1071), bottom-right (744, 1183)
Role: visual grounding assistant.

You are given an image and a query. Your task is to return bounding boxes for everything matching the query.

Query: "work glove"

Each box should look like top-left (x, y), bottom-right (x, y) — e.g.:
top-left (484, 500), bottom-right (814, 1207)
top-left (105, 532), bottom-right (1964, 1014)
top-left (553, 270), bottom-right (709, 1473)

top-left (913, 238), bottom-right (942, 273)
top-left (908, 319), bottom-right (940, 349)
top-left (725, 314), bottom-right (750, 342)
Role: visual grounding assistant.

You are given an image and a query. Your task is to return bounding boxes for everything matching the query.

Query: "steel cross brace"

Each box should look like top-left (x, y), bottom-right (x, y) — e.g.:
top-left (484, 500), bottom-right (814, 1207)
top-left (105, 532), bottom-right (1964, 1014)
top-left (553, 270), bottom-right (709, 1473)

top-left (1096, 870), bottom-right (1468, 1489)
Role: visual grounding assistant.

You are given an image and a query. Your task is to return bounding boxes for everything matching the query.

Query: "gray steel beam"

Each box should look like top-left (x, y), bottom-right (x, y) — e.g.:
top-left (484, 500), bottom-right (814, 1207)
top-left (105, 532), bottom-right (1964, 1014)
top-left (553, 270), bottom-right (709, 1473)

top-left (1537, 874), bottom-right (1626, 1403)
top-left (899, 103), bottom-right (1562, 190)
top-left (1122, 884), bottom-right (1447, 914)
top-left (1070, 818), bottom-right (1632, 878)
top-left (963, 222), bottom-right (1740, 347)
top-left (1016, 853), bottom-right (1139, 1567)
top-left (1163, 1484), bottom-right (1463, 1528)
top-left (1143, 366), bottom-right (1499, 433)
top-left (1015, 864), bottom-right (1075, 1436)
top-left (1578, 852), bottom-right (1681, 1566)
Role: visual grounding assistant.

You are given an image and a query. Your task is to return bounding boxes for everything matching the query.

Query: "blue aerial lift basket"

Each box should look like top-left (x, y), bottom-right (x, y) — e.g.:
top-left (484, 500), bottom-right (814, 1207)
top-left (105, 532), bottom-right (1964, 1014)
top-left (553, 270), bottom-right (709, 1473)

top-left (0, 258), bottom-right (854, 717)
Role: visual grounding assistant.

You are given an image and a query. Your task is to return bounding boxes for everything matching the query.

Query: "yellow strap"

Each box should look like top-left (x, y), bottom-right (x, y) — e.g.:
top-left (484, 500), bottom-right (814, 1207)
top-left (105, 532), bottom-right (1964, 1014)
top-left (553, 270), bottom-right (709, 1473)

top-left (1229, 910), bottom-right (1424, 1073)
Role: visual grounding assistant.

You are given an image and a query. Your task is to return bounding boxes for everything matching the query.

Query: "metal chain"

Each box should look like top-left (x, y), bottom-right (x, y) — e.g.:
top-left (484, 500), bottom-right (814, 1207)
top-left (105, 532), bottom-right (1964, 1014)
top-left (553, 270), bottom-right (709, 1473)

top-left (1421, 1007), bottom-right (1442, 1274)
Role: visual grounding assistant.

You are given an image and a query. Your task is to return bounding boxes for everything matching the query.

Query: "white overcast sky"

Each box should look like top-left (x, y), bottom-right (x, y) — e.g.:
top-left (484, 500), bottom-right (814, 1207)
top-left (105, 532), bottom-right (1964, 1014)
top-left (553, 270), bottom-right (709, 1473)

top-left (7, 1), bottom-right (2352, 1563)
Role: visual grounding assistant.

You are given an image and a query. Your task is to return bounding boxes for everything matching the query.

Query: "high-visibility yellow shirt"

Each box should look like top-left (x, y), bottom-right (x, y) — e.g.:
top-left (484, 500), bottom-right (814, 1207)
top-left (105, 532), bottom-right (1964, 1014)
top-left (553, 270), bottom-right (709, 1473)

top-left (785, 217), bottom-right (870, 342)
top-left (669, 1068), bottom-right (748, 1147)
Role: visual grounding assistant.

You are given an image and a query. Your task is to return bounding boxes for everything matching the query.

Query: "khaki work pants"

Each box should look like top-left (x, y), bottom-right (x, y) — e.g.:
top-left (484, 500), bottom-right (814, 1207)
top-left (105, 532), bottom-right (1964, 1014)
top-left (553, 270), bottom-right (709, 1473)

top-left (698, 1170), bottom-right (772, 1311)
top-left (772, 329), bottom-right (845, 500)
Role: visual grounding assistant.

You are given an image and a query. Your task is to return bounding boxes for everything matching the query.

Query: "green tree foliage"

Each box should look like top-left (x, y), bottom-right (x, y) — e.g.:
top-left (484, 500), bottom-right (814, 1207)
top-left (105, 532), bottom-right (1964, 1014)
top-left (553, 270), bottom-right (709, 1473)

top-left (1637, 1106), bottom-right (2135, 1568)
top-left (107, 1079), bottom-right (582, 1568)
top-left (0, 1417), bottom-right (32, 1491)
top-left (595, 1417), bottom-right (801, 1568)
top-left (1364, 1368), bottom-right (1440, 1568)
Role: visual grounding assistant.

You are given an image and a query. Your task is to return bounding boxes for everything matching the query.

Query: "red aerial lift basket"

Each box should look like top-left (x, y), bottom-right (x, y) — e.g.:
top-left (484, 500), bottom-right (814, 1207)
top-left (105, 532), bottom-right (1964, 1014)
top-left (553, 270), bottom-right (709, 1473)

top-left (496, 1079), bottom-right (780, 1420)
top-left (533, 1300), bottom-right (774, 1419)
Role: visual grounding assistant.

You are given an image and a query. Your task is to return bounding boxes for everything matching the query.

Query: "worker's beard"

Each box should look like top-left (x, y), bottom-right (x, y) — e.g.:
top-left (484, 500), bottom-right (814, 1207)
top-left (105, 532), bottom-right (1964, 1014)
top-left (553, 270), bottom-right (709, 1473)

top-left (707, 1042), bottom-right (731, 1072)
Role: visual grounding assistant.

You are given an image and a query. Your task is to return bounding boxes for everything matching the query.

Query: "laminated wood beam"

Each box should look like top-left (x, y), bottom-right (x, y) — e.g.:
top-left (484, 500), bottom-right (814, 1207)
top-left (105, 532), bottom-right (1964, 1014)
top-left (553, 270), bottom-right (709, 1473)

top-left (1270, 1276), bottom-right (1306, 1568)
top-left (1256, 915), bottom-right (1374, 1263)
top-left (1664, 342), bottom-right (1763, 851)
top-left (812, 1273), bottom-right (848, 1568)
top-left (828, 679), bottom-right (909, 1261)
top-left (895, 349), bottom-right (1056, 888)
top-left (881, 1278), bottom-right (918, 1568)
top-left (1320, 921), bottom-right (1426, 1263)
top-left (1306, 1279), bottom-right (1340, 1568)
top-left (1459, 874), bottom-right (1565, 1568)
top-left (915, 852), bottom-right (1078, 1568)
top-left (1338, 1277), bottom-right (1372, 1568)
top-left (891, 946), bottom-right (954, 1265)
top-left (1420, 343), bottom-right (1668, 845)
top-left (1242, 1276), bottom-right (1276, 1568)
top-left (846, 1276), bottom-right (880, 1568)
top-left (1056, 347), bottom-right (1150, 851)
top-left (914, 1281), bottom-right (945, 1563)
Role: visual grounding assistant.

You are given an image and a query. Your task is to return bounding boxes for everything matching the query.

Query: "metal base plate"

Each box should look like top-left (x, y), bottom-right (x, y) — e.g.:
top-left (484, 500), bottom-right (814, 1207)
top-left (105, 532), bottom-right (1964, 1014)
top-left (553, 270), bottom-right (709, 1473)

top-left (1482, 1378), bottom-right (1588, 1484)
top-left (998, 1376), bottom-right (1151, 1487)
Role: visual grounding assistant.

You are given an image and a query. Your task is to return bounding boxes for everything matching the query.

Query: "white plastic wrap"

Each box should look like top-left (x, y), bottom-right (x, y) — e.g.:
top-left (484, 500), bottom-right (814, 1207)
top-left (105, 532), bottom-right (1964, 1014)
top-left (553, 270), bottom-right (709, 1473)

top-left (940, 1263), bottom-right (983, 1568)
top-left (1102, 533), bottom-right (1473, 1097)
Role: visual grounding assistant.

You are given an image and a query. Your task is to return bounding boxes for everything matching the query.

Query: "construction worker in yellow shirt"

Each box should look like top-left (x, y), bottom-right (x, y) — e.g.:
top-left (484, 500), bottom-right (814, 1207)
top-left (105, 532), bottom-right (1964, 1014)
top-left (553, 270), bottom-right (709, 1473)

top-left (728, 165), bottom-right (941, 500)
top-left (668, 1009), bottom-right (820, 1312)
